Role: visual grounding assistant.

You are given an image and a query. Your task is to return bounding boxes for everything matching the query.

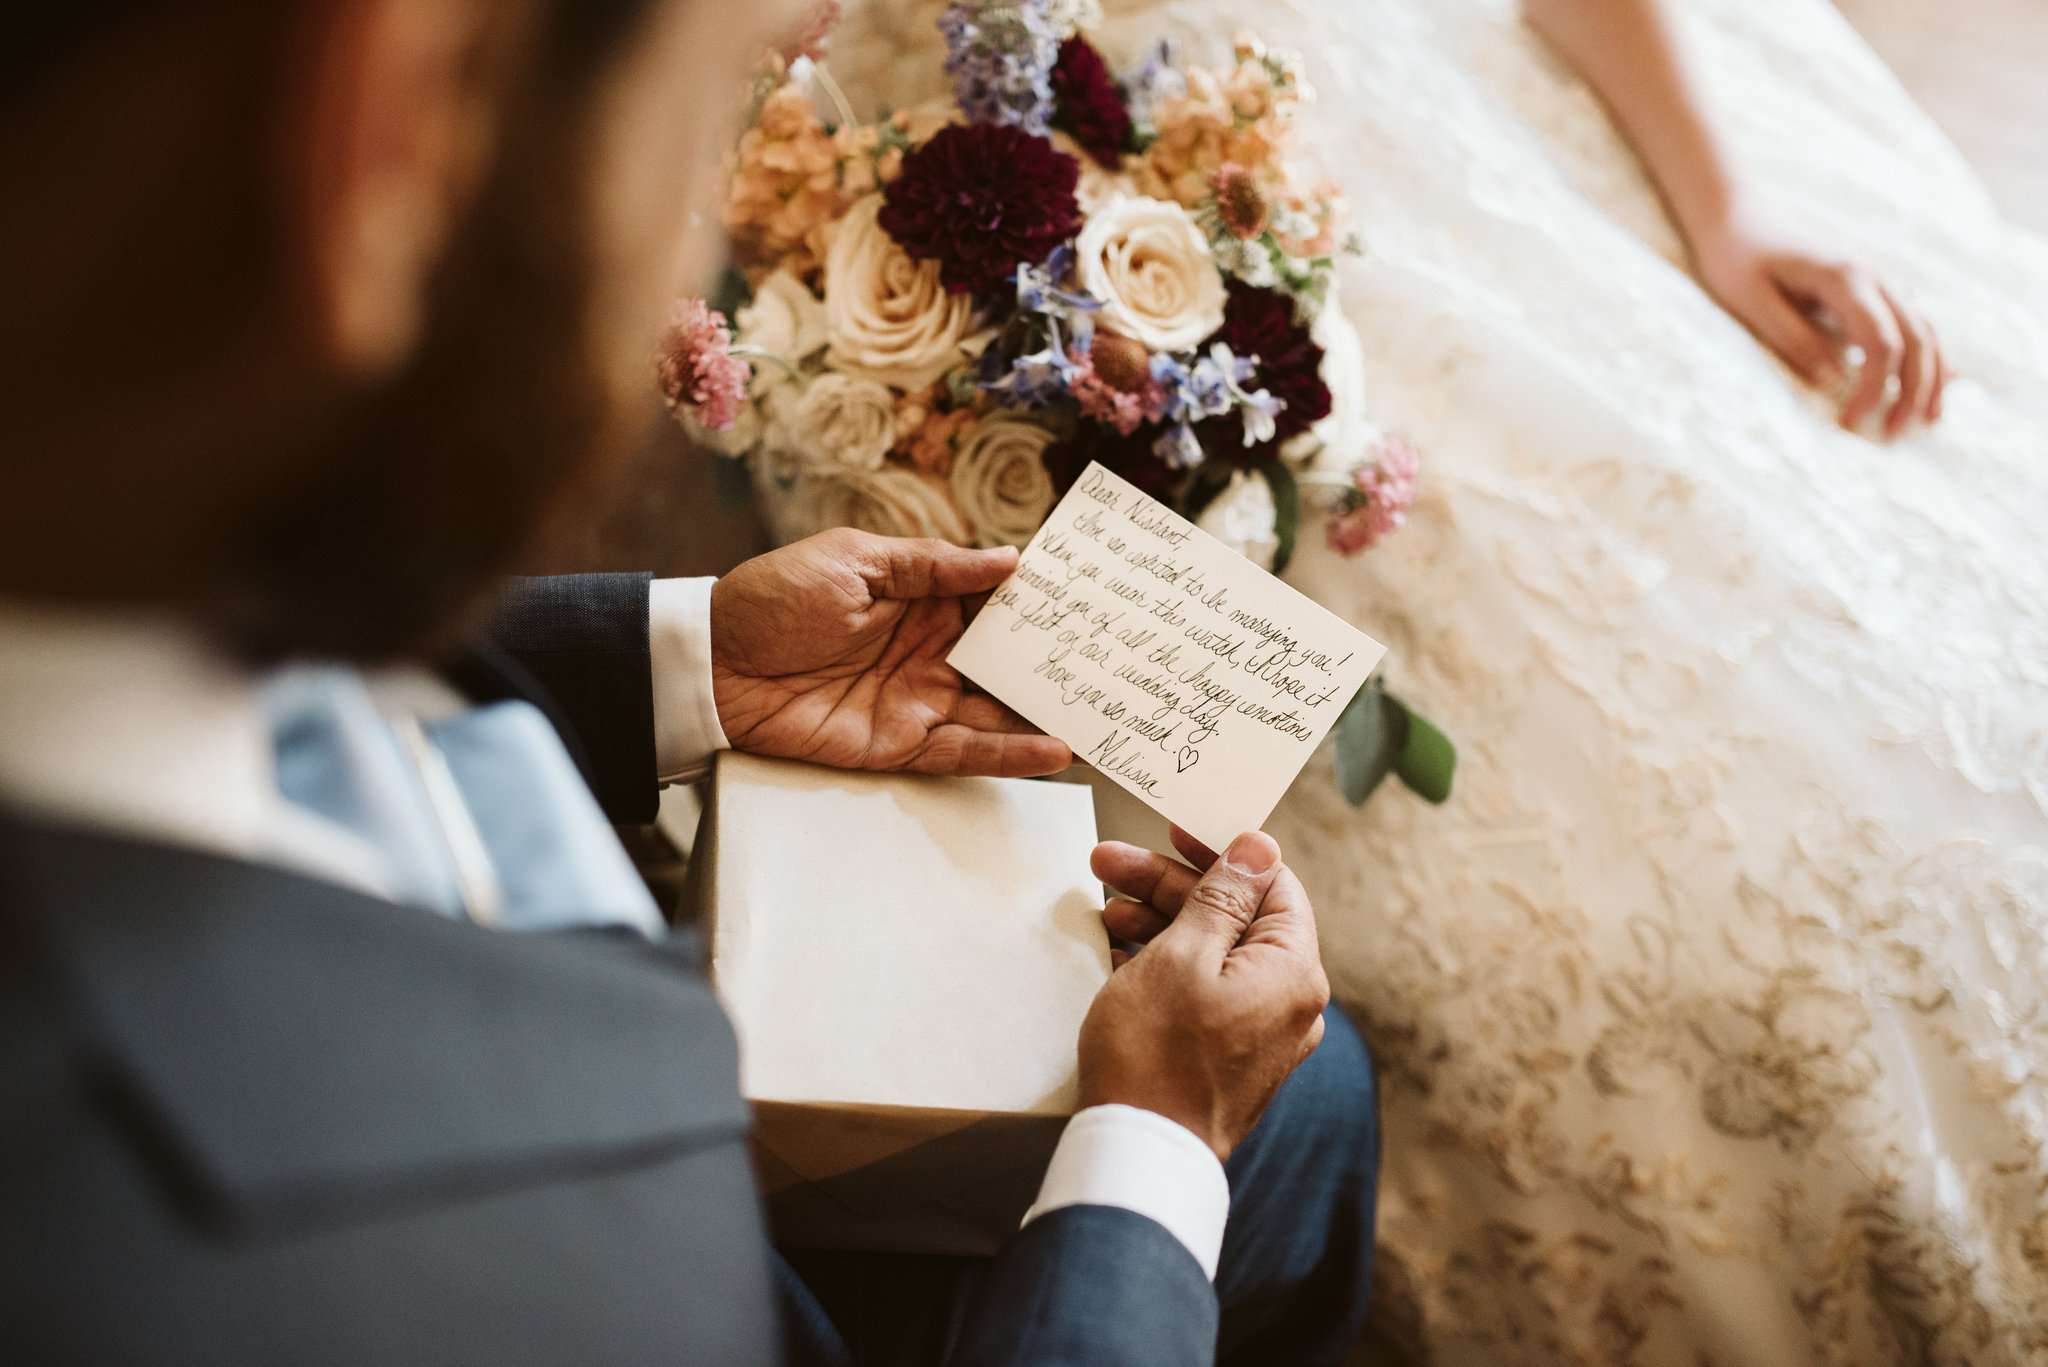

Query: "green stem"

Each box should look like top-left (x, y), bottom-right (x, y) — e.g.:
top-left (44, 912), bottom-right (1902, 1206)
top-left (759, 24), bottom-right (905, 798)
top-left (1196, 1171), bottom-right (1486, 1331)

top-left (809, 61), bottom-right (860, 133)
top-left (729, 344), bottom-right (805, 381)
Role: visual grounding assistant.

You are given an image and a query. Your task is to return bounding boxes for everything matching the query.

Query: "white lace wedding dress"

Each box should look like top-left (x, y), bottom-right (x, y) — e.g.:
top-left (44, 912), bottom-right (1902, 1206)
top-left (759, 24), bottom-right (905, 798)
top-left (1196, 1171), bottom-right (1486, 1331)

top-left (831, 2), bottom-right (2048, 1361)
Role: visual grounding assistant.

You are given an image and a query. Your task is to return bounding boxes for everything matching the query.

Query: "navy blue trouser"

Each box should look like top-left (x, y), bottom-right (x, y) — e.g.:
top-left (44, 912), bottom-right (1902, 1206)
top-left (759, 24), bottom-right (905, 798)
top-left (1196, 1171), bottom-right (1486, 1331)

top-left (781, 1005), bottom-right (1381, 1367)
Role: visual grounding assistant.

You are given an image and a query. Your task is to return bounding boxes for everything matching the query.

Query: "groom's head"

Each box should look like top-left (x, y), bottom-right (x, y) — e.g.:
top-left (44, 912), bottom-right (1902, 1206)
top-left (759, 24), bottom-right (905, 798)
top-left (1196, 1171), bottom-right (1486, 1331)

top-left (0, 0), bottom-right (802, 660)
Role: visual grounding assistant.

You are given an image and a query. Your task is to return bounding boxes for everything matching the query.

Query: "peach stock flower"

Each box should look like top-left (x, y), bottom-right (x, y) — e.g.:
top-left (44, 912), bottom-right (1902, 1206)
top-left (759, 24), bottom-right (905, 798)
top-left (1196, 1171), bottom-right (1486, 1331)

top-left (1133, 38), bottom-right (1310, 212)
top-left (905, 408), bottom-right (979, 475)
top-left (725, 85), bottom-right (841, 270)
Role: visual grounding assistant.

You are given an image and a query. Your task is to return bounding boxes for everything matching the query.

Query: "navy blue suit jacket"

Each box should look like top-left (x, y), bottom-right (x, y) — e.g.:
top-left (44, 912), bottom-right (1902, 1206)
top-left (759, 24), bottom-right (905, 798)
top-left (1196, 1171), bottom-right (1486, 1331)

top-left (0, 574), bottom-right (1219, 1366)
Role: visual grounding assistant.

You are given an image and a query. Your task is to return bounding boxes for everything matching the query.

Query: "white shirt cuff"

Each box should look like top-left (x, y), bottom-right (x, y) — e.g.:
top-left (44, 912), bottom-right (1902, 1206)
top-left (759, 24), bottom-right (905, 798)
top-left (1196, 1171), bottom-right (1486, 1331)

top-left (1022, 1104), bottom-right (1230, 1280)
top-left (648, 577), bottom-right (728, 785)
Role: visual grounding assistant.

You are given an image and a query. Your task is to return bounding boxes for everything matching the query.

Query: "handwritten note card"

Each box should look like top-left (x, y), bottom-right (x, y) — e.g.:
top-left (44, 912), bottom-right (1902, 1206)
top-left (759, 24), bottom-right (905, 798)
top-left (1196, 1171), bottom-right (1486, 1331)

top-left (948, 462), bottom-right (1385, 854)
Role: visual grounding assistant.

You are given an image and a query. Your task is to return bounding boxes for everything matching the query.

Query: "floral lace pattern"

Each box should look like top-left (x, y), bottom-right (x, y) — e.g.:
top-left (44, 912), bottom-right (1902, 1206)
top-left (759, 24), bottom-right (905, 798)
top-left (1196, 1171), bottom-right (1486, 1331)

top-left (830, 0), bottom-right (2048, 1360)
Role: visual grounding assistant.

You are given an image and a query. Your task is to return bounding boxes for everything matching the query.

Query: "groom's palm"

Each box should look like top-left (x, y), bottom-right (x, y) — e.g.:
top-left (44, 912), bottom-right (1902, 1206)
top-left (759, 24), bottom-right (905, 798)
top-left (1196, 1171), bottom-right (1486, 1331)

top-left (709, 530), bottom-right (1070, 778)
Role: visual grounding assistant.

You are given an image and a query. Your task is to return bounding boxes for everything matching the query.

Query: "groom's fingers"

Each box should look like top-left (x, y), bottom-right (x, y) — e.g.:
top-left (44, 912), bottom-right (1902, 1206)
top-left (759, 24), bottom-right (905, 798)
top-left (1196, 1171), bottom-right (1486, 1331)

top-left (952, 693), bottom-right (1043, 737)
top-left (1091, 841), bottom-right (1200, 916)
top-left (855, 533), bottom-right (1019, 602)
top-left (1103, 897), bottom-right (1174, 944)
top-left (909, 725), bottom-right (1070, 778)
top-left (1169, 825), bottom-right (1220, 872)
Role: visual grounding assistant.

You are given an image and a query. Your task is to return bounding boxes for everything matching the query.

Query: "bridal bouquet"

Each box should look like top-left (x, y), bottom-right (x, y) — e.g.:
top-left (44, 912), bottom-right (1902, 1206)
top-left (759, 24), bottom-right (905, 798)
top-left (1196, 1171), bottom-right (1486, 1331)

top-left (659, 0), bottom-right (1452, 806)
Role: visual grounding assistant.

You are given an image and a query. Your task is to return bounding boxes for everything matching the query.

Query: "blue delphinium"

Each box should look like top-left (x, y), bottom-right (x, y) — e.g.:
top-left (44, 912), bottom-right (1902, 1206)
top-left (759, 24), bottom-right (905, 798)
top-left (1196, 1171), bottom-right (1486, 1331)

top-left (984, 340), bottom-right (1076, 409)
top-left (938, 0), bottom-right (1060, 136)
top-left (1208, 344), bottom-right (1286, 446)
top-left (1015, 247), bottom-right (1101, 321)
top-left (1118, 39), bottom-right (1185, 145)
top-left (983, 249), bottom-right (1102, 408)
top-left (1147, 343), bottom-right (1284, 468)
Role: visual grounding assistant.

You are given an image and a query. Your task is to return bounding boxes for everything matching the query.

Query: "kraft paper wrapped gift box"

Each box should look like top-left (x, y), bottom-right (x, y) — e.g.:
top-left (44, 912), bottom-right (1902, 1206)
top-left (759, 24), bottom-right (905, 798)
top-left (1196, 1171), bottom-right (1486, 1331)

top-left (691, 751), bottom-right (1110, 1256)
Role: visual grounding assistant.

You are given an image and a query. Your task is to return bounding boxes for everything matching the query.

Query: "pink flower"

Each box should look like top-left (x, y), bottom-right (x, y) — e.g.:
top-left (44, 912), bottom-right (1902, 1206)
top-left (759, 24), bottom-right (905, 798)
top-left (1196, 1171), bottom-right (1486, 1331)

top-left (1213, 163), bottom-right (1270, 239)
top-left (1327, 434), bottom-right (1420, 555)
top-left (1275, 179), bottom-right (1347, 259)
top-left (1068, 343), bottom-right (1166, 436)
top-left (655, 298), bottom-right (750, 432)
top-left (782, 0), bottom-right (841, 63)
top-left (1135, 48), bottom-right (1307, 209)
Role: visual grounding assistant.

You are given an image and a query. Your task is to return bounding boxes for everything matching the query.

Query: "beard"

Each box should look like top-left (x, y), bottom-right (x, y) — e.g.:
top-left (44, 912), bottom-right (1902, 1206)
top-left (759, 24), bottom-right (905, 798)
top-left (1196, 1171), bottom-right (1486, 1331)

top-left (200, 38), bottom-right (649, 666)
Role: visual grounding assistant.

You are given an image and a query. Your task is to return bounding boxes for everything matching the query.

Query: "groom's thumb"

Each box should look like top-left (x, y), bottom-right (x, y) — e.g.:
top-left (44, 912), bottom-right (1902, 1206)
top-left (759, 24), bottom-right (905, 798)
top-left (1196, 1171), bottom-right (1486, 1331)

top-left (863, 536), bottom-right (1017, 601)
top-left (1157, 832), bottom-right (1281, 964)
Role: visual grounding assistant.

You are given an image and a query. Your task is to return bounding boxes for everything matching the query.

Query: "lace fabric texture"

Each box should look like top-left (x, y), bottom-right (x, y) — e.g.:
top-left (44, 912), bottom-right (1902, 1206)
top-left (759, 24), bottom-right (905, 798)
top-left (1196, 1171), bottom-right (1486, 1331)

top-left (832, 1), bottom-right (2048, 1361)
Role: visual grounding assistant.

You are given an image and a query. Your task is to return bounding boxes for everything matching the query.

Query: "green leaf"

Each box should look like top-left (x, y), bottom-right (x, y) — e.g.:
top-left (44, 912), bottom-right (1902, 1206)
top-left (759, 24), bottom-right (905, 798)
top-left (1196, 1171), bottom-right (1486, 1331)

top-left (712, 453), bottom-right (753, 511)
top-left (1393, 703), bottom-right (1457, 804)
top-left (1257, 460), bottom-right (1299, 575)
top-left (1332, 677), bottom-right (1406, 808)
top-left (1180, 460), bottom-right (1236, 524)
top-left (708, 265), bottom-right (752, 323)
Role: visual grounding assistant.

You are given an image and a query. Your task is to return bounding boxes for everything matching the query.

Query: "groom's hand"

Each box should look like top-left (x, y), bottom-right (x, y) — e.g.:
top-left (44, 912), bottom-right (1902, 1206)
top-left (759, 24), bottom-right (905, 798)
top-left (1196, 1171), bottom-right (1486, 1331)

top-left (1080, 827), bottom-right (1330, 1162)
top-left (709, 529), bottom-right (1071, 778)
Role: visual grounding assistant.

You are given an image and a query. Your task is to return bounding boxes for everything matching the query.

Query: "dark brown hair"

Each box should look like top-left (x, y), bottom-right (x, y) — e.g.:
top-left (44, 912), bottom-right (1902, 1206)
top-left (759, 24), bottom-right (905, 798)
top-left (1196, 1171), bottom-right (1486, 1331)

top-left (2, 2), bottom-right (656, 103)
top-left (4, 0), bottom-right (669, 663)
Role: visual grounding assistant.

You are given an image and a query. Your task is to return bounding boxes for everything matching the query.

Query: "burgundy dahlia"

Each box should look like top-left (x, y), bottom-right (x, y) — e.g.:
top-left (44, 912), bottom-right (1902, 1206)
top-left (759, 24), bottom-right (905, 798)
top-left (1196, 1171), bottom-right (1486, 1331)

top-left (1206, 280), bottom-right (1331, 463)
top-left (1050, 37), bottom-right (1134, 167)
top-left (878, 124), bottom-right (1082, 298)
top-left (1044, 420), bottom-right (1184, 503)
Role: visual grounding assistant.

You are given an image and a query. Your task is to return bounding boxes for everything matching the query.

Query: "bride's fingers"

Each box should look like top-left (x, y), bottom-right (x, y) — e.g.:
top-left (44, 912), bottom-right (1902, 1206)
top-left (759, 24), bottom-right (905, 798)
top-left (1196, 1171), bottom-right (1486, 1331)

top-left (1091, 840), bottom-right (1201, 914)
top-left (1829, 274), bottom-right (1903, 432)
top-left (1749, 277), bottom-right (1843, 389)
top-left (1928, 336), bottom-right (1947, 423)
top-left (1884, 287), bottom-right (1936, 439)
top-left (1770, 255), bottom-right (1901, 431)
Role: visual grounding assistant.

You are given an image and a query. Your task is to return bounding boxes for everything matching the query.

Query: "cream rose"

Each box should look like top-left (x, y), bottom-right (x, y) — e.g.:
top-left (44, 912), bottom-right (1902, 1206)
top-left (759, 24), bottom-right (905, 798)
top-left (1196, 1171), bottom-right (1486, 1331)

top-left (818, 466), bottom-right (973, 544)
top-left (824, 195), bottom-right (977, 391)
top-left (735, 270), bottom-right (828, 393)
top-left (1195, 469), bottom-right (1280, 571)
top-left (778, 373), bottom-right (897, 475)
top-left (949, 416), bottom-right (1058, 548)
top-left (1075, 195), bottom-right (1228, 353)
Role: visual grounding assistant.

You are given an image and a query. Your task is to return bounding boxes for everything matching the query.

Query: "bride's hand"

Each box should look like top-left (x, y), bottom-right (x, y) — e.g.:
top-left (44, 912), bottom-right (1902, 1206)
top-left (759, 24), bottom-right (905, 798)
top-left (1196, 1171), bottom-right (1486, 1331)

top-left (1690, 210), bottom-right (1946, 438)
top-left (708, 528), bottom-right (1072, 778)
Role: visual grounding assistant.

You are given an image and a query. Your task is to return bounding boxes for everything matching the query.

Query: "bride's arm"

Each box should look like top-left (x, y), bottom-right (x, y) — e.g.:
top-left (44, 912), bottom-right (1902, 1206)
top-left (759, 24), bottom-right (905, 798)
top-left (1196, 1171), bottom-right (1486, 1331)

top-left (1524, 0), bottom-right (1945, 435)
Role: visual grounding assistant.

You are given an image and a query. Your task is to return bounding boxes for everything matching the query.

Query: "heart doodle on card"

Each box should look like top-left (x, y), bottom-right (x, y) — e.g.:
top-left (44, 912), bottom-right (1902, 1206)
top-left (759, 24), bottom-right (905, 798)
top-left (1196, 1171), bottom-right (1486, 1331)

top-left (1176, 746), bottom-right (1200, 774)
